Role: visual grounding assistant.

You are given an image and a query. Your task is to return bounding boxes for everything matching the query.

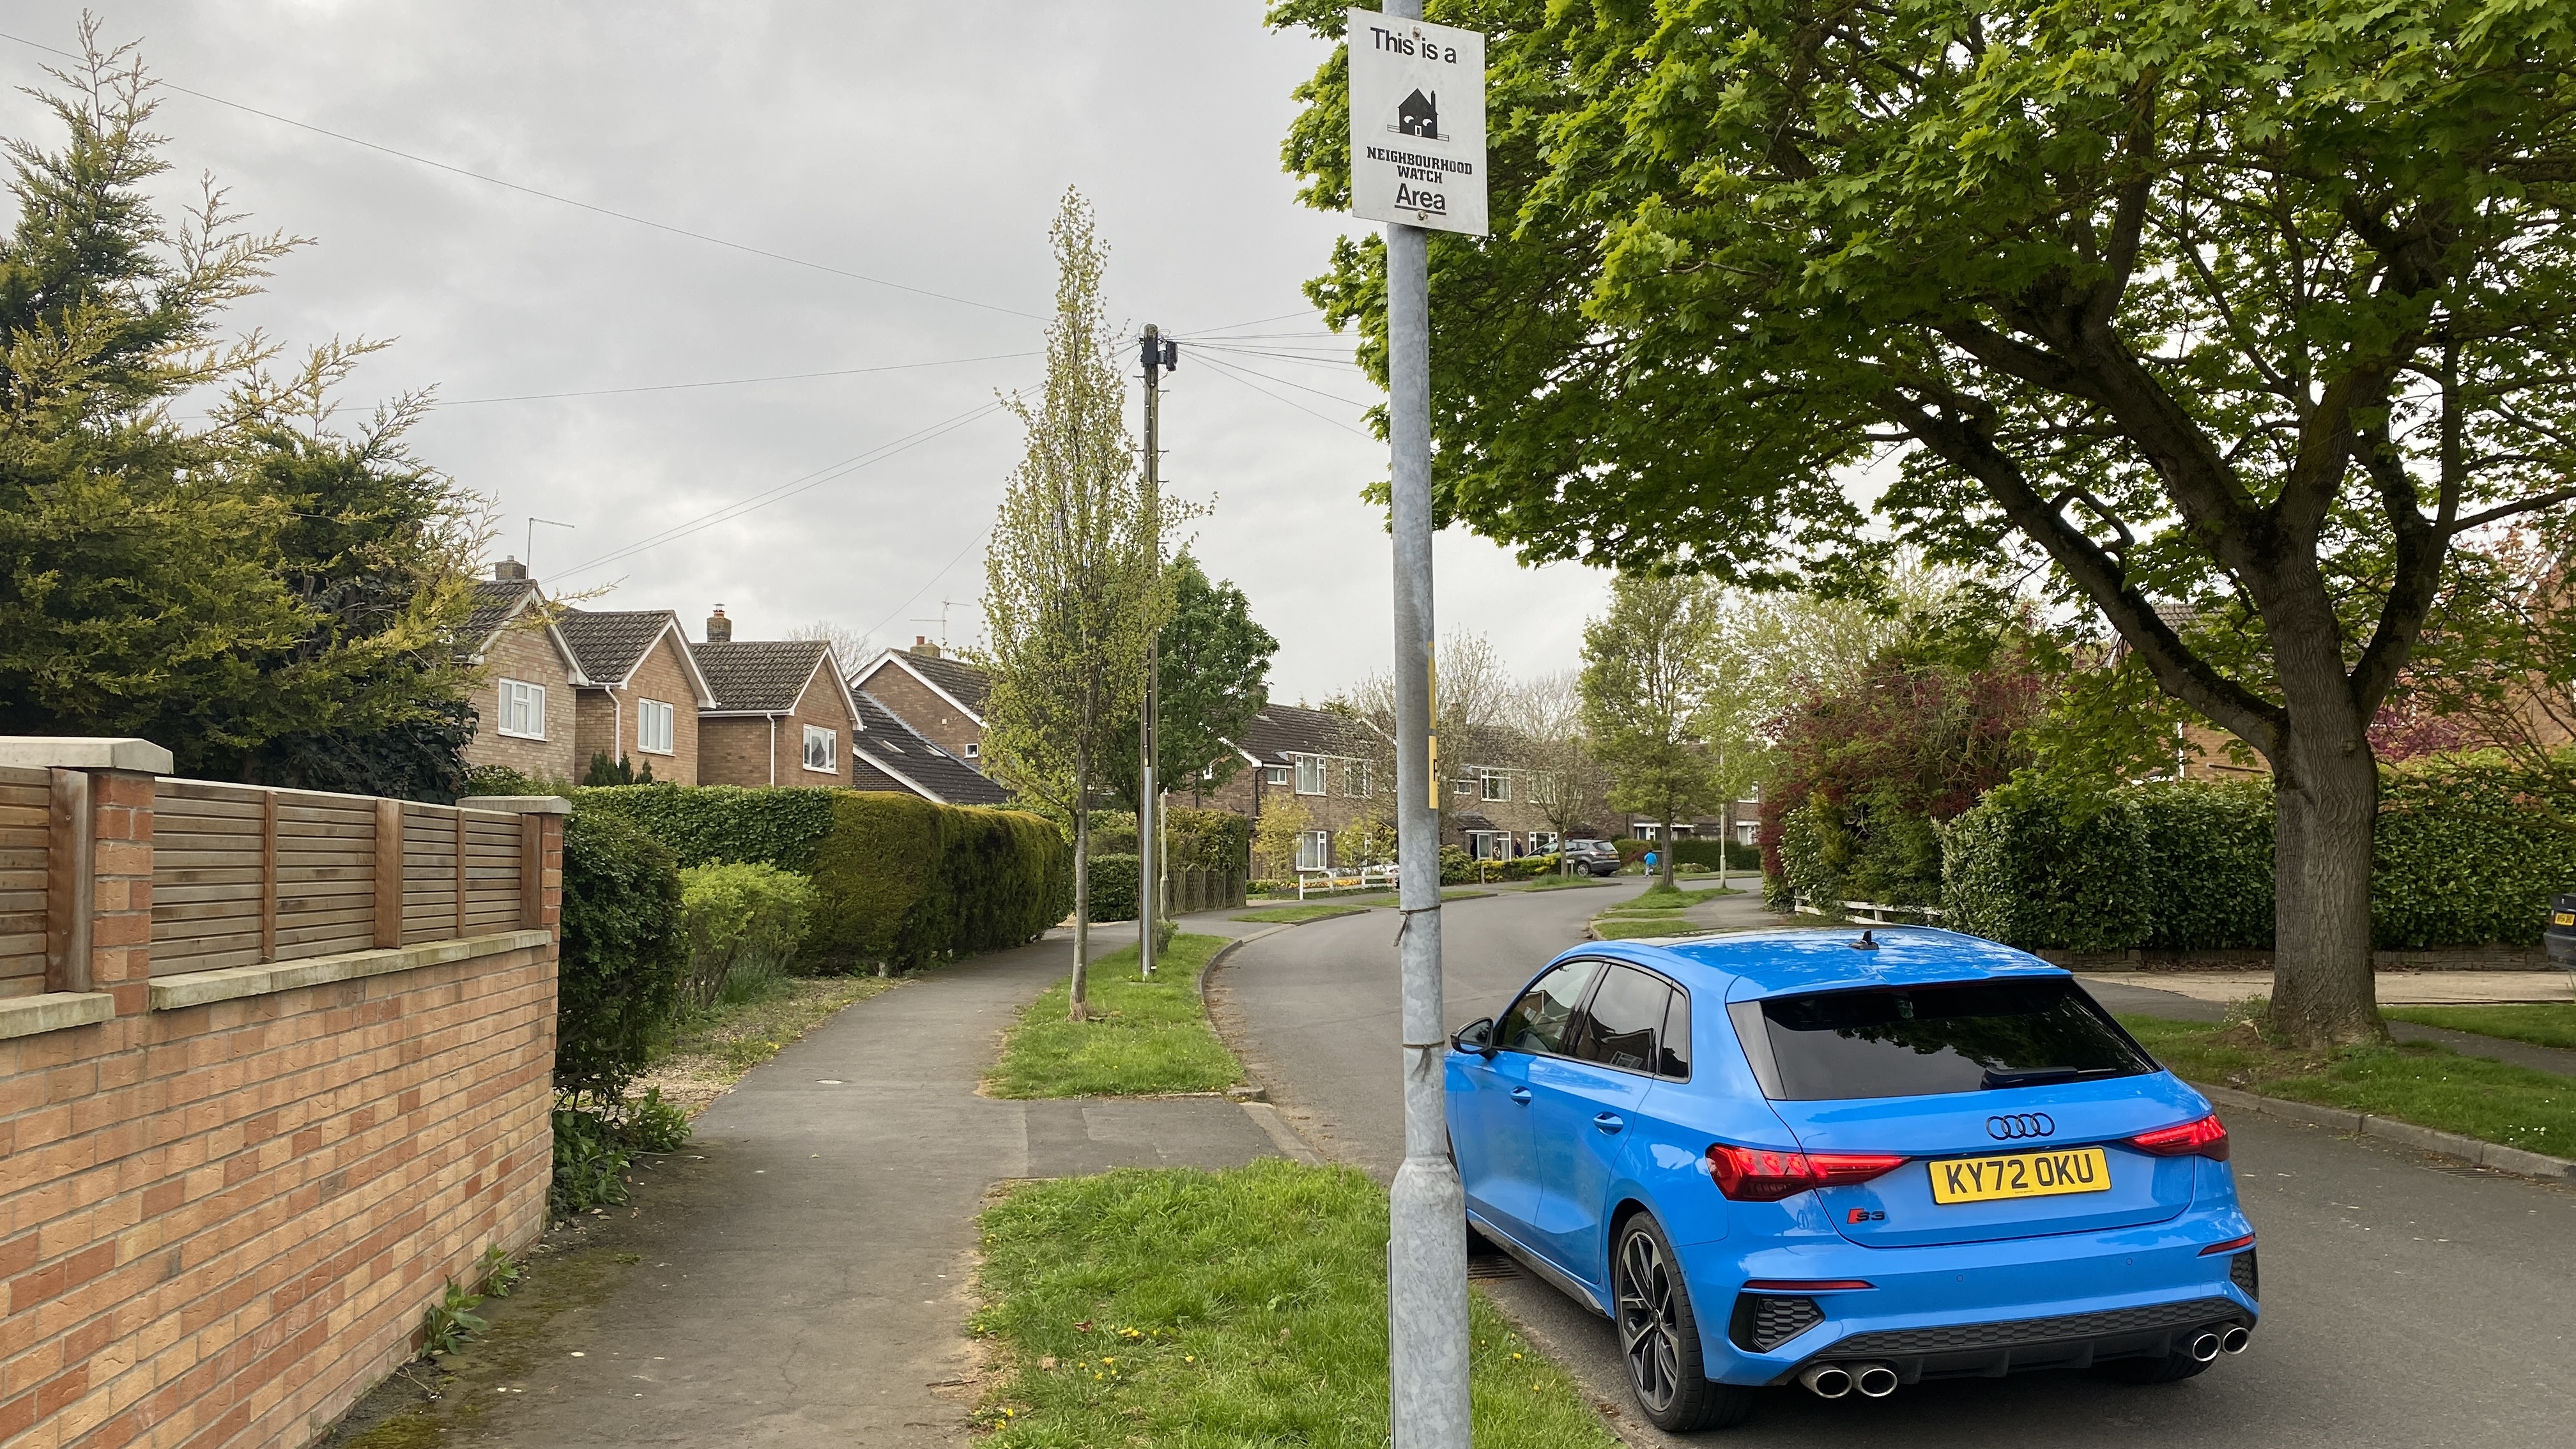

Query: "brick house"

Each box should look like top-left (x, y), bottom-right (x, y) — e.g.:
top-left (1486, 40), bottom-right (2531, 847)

top-left (459, 559), bottom-right (586, 781)
top-left (693, 615), bottom-right (862, 786)
top-left (852, 638), bottom-right (991, 767)
top-left (560, 610), bottom-right (719, 785)
top-left (851, 691), bottom-right (1010, 804)
top-left (1188, 704), bottom-right (1390, 870)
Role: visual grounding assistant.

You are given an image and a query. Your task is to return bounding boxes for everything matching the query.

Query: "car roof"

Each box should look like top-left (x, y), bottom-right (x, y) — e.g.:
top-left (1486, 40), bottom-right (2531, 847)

top-left (1583, 926), bottom-right (2066, 1002)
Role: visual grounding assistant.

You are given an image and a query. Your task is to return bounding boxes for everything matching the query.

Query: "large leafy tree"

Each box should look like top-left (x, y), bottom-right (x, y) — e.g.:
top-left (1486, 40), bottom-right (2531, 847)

top-left (1276, 0), bottom-right (2576, 1045)
top-left (1105, 550), bottom-right (1279, 809)
top-left (0, 27), bottom-right (480, 795)
top-left (1580, 574), bottom-right (1735, 888)
top-left (980, 190), bottom-right (1164, 1019)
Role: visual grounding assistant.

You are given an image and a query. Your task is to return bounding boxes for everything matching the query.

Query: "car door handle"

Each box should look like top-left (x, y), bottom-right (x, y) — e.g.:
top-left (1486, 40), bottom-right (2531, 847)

top-left (1593, 1112), bottom-right (1625, 1133)
top-left (1509, 1087), bottom-right (1531, 1105)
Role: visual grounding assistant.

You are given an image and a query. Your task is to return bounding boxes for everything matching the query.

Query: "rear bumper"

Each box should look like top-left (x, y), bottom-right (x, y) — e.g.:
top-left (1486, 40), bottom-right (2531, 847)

top-left (1782, 1294), bottom-right (2251, 1384)
top-left (1689, 1211), bottom-right (2260, 1386)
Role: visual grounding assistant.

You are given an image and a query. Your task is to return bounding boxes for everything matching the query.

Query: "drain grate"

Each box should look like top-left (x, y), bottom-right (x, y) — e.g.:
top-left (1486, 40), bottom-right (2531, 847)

top-left (1465, 1255), bottom-right (1520, 1282)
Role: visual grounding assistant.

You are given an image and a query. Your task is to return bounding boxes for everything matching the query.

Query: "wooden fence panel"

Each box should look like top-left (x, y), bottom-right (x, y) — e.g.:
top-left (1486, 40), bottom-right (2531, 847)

top-left (0, 765), bottom-right (51, 998)
top-left (147, 782), bottom-right (517, 970)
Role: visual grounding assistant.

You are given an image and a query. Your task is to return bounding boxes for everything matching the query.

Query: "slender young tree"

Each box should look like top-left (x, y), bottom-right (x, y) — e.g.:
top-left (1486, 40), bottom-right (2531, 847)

top-left (981, 190), bottom-right (1161, 1020)
top-left (1581, 575), bottom-right (1736, 889)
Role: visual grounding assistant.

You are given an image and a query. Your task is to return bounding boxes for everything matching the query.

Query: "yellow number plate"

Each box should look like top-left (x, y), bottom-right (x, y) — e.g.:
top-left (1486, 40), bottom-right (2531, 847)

top-left (2554, 911), bottom-right (2574, 926)
top-left (1928, 1147), bottom-right (2113, 1205)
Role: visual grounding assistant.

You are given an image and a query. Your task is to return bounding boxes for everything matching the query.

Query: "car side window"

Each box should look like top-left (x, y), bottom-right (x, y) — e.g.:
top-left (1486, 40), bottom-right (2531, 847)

top-left (1570, 965), bottom-right (1669, 1074)
top-left (1658, 988), bottom-right (1691, 1080)
top-left (1497, 960), bottom-right (1602, 1056)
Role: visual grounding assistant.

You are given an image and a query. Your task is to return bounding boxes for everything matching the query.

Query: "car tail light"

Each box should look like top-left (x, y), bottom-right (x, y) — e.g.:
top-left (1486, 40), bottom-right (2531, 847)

top-left (2198, 1232), bottom-right (2257, 1257)
top-left (1705, 1144), bottom-right (1908, 1201)
top-left (2129, 1114), bottom-right (2230, 1161)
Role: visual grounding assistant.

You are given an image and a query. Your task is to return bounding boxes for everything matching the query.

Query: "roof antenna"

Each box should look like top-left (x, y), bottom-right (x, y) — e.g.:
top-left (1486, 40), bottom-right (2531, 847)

top-left (1850, 929), bottom-right (1878, 951)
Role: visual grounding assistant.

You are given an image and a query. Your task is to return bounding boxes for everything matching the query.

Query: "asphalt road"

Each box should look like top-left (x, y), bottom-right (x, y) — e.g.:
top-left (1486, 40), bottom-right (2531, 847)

top-left (1208, 883), bottom-right (2576, 1447)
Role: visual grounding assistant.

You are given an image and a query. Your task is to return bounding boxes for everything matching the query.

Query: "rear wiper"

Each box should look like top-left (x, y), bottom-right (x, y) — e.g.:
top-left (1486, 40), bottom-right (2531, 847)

top-left (1981, 1066), bottom-right (2120, 1090)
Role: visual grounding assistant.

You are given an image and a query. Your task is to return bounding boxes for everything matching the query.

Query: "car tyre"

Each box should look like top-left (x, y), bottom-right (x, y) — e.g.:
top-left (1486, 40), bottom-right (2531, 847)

top-left (2098, 1347), bottom-right (2216, 1385)
top-left (1612, 1213), bottom-right (1754, 1432)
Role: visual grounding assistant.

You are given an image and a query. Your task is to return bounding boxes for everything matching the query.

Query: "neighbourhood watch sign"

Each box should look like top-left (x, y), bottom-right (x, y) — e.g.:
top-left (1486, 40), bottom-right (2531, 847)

top-left (1347, 9), bottom-right (1487, 236)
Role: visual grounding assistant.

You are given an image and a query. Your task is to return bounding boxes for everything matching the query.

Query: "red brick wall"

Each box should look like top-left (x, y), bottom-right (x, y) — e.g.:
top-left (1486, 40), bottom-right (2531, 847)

top-left (854, 659), bottom-right (983, 760)
top-left (463, 627), bottom-right (579, 781)
top-left (574, 634), bottom-right (701, 786)
top-left (0, 769), bottom-right (559, 1449)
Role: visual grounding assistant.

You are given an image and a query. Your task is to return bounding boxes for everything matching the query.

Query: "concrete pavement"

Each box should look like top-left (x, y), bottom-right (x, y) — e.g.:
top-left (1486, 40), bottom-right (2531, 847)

top-left (1209, 883), bottom-right (2576, 1448)
top-left (328, 923), bottom-right (1284, 1448)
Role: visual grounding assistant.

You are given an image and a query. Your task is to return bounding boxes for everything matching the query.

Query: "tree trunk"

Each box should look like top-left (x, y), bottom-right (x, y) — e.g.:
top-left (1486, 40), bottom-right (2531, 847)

top-left (1659, 811), bottom-right (1676, 890)
top-left (1070, 735), bottom-right (1092, 1023)
top-left (2269, 717), bottom-right (2384, 1046)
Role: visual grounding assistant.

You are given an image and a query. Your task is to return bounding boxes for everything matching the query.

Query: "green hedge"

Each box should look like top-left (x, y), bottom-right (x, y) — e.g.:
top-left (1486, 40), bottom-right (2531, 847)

top-left (1086, 854), bottom-right (1140, 923)
top-left (578, 785), bottom-right (1071, 970)
top-left (556, 808), bottom-right (687, 1101)
top-left (1669, 838), bottom-right (1761, 873)
top-left (1941, 756), bottom-right (2576, 952)
top-left (677, 862), bottom-right (815, 1005)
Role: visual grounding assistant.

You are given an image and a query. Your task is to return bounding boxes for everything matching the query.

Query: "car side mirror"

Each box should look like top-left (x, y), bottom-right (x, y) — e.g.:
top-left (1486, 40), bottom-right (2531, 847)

top-left (1452, 1017), bottom-right (1496, 1058)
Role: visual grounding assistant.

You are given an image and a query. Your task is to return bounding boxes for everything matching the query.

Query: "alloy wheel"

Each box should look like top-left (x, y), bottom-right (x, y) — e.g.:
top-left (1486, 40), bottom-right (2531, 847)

top-left (1616, 1226), bottom-right (1683, 1412)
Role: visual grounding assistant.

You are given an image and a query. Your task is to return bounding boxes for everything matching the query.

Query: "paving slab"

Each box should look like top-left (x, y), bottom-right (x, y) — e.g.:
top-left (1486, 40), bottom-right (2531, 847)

top-left (333, 923), bottom-right (1280, 1448)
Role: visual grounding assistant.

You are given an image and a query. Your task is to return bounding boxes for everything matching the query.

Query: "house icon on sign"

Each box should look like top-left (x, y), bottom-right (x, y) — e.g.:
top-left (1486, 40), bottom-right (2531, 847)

top-left (1398, 89), bottom-right (1439, 139)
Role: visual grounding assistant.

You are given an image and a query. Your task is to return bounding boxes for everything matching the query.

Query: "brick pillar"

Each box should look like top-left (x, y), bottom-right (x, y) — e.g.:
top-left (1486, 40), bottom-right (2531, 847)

top-left (86, 769), bottom-right (157, 1015)
top-left (475, 796), bottom-right (571, 941)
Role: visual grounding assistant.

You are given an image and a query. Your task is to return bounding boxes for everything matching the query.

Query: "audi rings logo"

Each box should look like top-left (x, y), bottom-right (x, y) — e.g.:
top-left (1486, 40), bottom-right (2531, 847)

top-left (1986, 1112), bottom-right (2057, 1140)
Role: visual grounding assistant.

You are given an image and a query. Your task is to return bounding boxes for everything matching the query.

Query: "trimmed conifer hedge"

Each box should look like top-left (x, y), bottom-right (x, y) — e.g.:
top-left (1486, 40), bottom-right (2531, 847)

top-left (1940, 755), bottom-right (2576, 952)
top-left (577, 785), bottom-right (1071, 970)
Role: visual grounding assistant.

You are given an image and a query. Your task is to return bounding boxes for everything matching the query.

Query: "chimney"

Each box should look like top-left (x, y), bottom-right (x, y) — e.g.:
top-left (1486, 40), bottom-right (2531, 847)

top-left (910, 634), bottom-right (941, 660)
top-left (706, 606), bottom-right (732, 643)
top-left (493, 556), bottom-right (528, 581)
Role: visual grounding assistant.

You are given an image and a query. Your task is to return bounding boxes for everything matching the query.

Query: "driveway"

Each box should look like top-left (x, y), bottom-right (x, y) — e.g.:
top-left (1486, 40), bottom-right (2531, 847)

top-left (1209, 885), bottom-right (2576, 1448)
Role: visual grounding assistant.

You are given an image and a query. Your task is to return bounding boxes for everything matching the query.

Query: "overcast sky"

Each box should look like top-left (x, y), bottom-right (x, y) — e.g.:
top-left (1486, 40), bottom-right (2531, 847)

top-left (0, 2), bottom-right (1614, 705)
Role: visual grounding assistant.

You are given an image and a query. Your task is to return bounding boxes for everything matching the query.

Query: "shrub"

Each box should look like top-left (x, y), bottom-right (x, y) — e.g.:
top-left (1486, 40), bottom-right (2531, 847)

top-left (677, 862), bottom-right (815, 1005)
top-left (1164, 806), bottom-right (1252, 873)
top-left (806, 792), bottom-right (1071, 969)
top-left (578, 786), bottom-right (1071, 971)
top-left (1669, 838), bottom-right (1761, 873)
top-left (1086, 853), bottom-right (1140, 922)
top-left (1941, 757), bottom-right (2576, 953)
top-left (556, 808), bottom-right (687, 1103)
top-left (549, 1105), bottom-right (631, 1217)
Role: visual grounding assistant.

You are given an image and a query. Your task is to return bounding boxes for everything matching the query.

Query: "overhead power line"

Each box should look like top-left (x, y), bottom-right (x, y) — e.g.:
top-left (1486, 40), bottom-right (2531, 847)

top-left (0, 27), bottom-right (1046, 321)
top-left (1192, 353), bottom-right (1376, 440)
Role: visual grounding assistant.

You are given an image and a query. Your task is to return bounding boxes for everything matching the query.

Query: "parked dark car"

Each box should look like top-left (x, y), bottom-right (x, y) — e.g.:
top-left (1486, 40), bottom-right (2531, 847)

top-left (2549, 893), bottom-right (2576, 967)
top-left (1564, 839), bottom-right (1623, 877)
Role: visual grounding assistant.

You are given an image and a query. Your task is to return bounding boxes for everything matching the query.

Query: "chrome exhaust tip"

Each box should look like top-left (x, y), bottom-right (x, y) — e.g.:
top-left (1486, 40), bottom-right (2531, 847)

top-left (1797, 1363), bottom-right (1852, 1399)
top-left (2189, 1331), bottom-right (2223, 1363)
top-left (2220, 1326), bottom-right (2251, 1355)
top-left (1853, 1361), bottom-right (1899, 1399)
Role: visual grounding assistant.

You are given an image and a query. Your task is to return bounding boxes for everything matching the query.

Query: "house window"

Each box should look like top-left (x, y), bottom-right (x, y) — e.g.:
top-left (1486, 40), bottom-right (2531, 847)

top-left (965, 741), bottom-right (980, 759)
top-left (1470, 831), bottom-right (1510, 861)
top-left (802, 724), bottom-right (838, 774)
top-left (1340, 760), bottom-right (1373, 797)
top-left (1531, 832), bottom-right (1559, 855)
top-left (636, 699), bottom-right (675, 755)
top-left (1294, 755), bottom-right (1328, 795)
top-left (498, 678), bottom-right (546, 739)
top-left (1738, 821), bottom-right (1758, 846)
top-left (1265, 765), bottom-right (1289, 788)
top-left (1296, 830), bottom-right (1332, 871)
top-left (1480, 770), bottom-right (1508, 802)
top-left (1529, 772), bottom-right (1560, 805)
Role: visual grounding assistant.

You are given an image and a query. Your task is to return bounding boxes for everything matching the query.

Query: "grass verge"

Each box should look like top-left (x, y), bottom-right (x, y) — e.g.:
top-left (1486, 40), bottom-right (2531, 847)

top-left (2121, 1015), bottom-right (2576, 1160)
top-left (1233, 903), bottom-right (1372, 924)
top-left (1516, 875), bottom-right (1610, 891)
top-left (629, 974), bottom-right (894, 1116)
top-left (985, 933), bottom-right (1243, 1098)
top-left (2384, 1002), bottom-right (2576, 1052)
top-left (971, 1161), bottom-right (1619, 1448)
top-left (1591, 916), bottom-right (1708, 941)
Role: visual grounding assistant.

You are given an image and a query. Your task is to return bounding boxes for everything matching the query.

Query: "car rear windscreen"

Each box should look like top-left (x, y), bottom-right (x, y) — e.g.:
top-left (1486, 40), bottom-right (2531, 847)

top-left (1747, 979), bottom-right (2156, 1101)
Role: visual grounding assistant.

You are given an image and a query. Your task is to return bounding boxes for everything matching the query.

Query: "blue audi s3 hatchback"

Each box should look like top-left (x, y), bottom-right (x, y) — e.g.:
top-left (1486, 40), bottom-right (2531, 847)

top-left (1446, 927), bottom-right (2258, 1432)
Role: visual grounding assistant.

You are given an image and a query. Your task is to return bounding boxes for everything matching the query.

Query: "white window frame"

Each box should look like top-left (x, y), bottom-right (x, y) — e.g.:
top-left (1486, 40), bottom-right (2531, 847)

top-left (1530, 831), bottom-right (1559, 855)
top-left (1529, 771), bottom-right (1560, 805)
top-left (1295, 829), bottom-right (1333, 871)
top-left (1294, 754), bottom-right (1328, 795)
top-left (964, 741), bottom-right (980, 759)
top-left (497, 678), bottom-right (546, 740)
top-left (1265, 765), bottom-right (1290, 788)
top-left (1480, 769), bottom-right (1509, 802)
top-left (1340, 759), bottom-right (1374, 798)
top-left (636, 698), bottom-right (675, 755)
top-left (802, 724), bottom-right (838, 775)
